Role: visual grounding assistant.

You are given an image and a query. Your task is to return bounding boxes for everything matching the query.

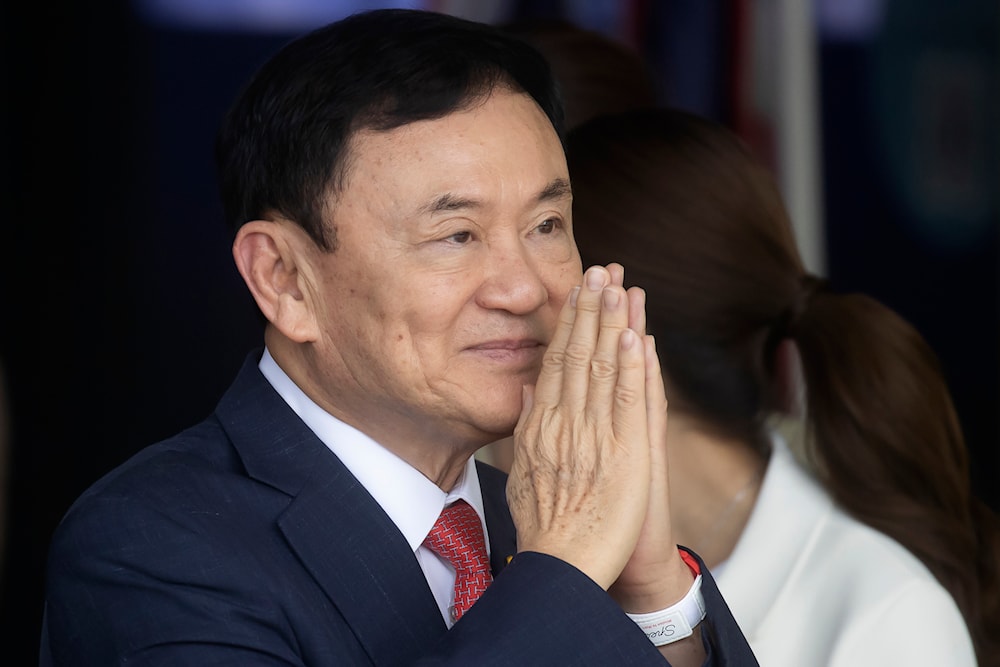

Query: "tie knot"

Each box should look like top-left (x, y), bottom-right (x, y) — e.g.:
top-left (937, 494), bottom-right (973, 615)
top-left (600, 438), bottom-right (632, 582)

top-left (425, 500), bottom-right (489, 573)
top-left (424, 499), bottom-right (492, 621)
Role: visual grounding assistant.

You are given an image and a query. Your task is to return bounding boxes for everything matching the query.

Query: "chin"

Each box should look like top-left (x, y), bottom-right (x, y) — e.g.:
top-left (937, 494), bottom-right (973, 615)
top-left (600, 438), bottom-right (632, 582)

top-left (443, 377), bottom-right (525, 441)
top-left (469, 399), bottom-right (522, 441)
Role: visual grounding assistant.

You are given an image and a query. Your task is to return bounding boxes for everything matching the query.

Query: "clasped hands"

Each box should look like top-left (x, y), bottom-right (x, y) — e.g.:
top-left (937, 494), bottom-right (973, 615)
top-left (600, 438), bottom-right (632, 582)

top-left (507, 264), bottom-right (693, 614)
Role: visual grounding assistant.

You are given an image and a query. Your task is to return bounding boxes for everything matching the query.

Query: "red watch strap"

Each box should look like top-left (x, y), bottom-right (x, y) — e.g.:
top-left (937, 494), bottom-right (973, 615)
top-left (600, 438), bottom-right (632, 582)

top-left (679, 548), bottom-right (701, 576)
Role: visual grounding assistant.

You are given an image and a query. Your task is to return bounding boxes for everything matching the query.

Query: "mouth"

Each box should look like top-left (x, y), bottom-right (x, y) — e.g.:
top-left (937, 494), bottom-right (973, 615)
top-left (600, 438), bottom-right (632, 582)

top-left (465, 339), bottom-right (546, 364)
top-left (469, 339), bottom-right (544, 351)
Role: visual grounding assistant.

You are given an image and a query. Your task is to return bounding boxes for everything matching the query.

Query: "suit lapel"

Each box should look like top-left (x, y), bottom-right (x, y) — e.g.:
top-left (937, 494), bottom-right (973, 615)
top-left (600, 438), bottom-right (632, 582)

top-left (278, 469), bottom-right (446, 664)
top-left (216, 354), bottom-right (446, 664)
top-left (476, 461), bottom-right (517, 577)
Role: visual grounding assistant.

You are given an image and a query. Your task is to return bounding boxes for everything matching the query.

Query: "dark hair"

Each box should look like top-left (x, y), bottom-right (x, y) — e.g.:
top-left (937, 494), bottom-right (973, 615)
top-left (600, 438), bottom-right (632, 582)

top-left (567, 107), bottom-right (1000, 665)
top-left (501, 19), bottom-right (657, 132)
top-left (215, 8), bottom-right (565, 250)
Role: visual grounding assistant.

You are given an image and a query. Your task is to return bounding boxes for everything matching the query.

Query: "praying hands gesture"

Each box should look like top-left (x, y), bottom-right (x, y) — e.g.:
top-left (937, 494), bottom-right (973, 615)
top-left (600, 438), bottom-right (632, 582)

top-left (507, 264), bottom-right (702, 664)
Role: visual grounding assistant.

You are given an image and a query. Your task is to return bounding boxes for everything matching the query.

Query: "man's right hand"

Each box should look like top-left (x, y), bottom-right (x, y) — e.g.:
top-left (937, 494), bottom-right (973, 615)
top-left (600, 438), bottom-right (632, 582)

top-left (506, 264), bottom-right (653, 589)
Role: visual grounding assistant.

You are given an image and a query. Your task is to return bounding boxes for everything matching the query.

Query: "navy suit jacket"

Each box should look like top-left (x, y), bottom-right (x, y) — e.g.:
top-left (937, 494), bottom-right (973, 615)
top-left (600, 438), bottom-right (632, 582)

top-left (41, 353), bottom-right (757, 665)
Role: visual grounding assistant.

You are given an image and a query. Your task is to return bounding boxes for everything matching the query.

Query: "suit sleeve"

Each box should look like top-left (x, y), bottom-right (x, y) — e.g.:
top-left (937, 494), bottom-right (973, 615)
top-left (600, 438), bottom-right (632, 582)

top-left (690, 548), bottom-right (762, 667)
top-left (415, 551), bottom-right (759, 667)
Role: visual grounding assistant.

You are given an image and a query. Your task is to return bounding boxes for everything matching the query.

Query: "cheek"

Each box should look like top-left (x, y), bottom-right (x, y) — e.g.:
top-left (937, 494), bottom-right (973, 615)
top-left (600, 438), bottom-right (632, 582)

top-left (322, 273), bottom-right (403, 355)
top-left (377, 285), bottom-right (461, 349)
top-left (548, 256), bottom-right (584, 301)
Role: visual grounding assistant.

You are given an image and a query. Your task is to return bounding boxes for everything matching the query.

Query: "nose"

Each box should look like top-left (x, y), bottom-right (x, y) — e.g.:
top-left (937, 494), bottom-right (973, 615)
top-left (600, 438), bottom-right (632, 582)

top-left (475, 238), bottom-right (549, 315)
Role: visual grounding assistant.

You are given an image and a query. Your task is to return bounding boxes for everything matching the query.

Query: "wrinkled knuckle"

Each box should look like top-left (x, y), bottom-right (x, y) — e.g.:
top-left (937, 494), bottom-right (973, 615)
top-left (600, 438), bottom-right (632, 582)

top-left (589, 357), bottom-right (617, 381)
top-left (541, 352), bottom-right (566, 376)
top-left (614, 385), bottom-right (641, 407)
top-left (563, 342), bottom-right (591, 369)
top-left (575, 295), bottom-right (601, 313)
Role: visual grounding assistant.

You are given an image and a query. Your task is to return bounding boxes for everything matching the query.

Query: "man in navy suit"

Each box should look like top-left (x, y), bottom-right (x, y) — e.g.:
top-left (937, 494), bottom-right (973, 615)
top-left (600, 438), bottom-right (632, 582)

top-left (41, 9), bottom-right (757, 666)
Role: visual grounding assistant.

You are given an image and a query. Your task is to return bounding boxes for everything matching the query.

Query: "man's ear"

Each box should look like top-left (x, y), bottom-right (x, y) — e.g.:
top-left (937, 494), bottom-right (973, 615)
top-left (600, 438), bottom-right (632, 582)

top-left (232, 220), bottom-right (320, 343)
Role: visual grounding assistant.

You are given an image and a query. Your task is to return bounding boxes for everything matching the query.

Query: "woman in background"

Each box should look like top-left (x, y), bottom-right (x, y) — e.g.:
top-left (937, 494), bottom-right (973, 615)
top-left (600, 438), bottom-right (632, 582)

top-left (566, 107), bottom-right (1000, 666)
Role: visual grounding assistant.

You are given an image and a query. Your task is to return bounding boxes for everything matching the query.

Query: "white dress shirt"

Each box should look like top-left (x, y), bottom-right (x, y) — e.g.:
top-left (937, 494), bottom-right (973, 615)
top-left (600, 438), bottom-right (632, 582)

top-left (259, 348), bottom-right (491, 627)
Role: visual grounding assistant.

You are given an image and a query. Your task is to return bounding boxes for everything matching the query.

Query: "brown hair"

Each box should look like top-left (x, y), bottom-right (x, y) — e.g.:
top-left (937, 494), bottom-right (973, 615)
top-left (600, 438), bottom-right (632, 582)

top-left (502, 19), bottom-right (657, 132)
top-left (566, 107), bottom-right (1000, 665)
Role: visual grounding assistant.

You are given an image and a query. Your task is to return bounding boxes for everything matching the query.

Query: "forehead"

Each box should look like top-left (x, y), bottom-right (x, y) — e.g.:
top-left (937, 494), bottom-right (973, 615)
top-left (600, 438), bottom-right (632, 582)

top-left (340, 90), bottom-right (567, 205)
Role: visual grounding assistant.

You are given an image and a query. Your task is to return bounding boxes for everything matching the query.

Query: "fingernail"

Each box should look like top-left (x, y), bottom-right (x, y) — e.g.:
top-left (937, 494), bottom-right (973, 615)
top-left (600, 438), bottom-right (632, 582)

top-left (569, 285), bottom-right (580, 307)
top-left (603, 287), bottom-right (620, 309)
top-left (585, 267), bottom-right (606, 291)
top-left (620, 328), bottom-right (637, 350)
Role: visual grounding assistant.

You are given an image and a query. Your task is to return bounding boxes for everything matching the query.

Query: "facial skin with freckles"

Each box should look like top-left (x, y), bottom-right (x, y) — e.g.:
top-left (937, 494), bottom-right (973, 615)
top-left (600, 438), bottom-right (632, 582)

top-left (266, 88), bottom-right (582, 486)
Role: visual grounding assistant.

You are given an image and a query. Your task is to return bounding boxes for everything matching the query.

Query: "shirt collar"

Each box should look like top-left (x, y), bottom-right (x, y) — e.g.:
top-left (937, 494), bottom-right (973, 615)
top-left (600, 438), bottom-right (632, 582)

top-left (258, 348), bottom-right (489, 554)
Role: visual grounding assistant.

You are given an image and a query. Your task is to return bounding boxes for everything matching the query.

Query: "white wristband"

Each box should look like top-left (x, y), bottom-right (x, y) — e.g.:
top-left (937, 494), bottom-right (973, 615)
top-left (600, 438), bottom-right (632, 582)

top-left (625, 574), bottom-right (706, 646)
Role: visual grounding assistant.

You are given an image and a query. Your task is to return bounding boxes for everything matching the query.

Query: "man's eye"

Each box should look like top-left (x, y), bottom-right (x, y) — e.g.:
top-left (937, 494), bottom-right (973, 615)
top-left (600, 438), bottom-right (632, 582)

top-left (537, 218), bottom-right (559, 234)
top-left (447, 231), bottom-right (472, 244)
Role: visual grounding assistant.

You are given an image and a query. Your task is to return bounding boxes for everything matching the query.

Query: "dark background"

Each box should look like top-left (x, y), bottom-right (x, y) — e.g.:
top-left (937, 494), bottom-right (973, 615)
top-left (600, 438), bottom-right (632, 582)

top-left (3, 1), bottom-right (997, 664)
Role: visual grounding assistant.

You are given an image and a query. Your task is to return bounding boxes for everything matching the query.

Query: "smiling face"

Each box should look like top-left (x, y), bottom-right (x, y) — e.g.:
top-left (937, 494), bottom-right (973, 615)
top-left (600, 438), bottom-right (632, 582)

top-left (289, 88), bottom-right (581, 472)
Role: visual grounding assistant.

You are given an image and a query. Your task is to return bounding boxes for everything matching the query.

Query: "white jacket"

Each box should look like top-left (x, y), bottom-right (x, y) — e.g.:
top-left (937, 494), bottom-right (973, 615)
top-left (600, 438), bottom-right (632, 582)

top-left (715, 436), bottom-right (976, 666)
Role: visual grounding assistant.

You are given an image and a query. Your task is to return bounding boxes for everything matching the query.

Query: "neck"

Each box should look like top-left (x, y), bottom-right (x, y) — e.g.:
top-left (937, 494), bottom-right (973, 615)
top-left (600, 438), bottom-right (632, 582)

top-left (265, 333), bottom-right (485, 491)
top-left (667, 414), bottom-right (768, 569)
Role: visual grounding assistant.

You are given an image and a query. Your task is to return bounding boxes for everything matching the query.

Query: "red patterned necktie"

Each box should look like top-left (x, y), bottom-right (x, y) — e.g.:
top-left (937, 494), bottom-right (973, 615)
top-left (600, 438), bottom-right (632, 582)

top-left (423, 499), bottom-right (493, 622)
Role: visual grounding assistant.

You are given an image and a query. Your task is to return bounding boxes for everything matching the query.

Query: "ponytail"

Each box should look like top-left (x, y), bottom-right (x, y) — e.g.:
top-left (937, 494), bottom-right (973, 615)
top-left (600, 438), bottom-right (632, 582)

top-left (791, 284), bottom-right (1000, 665)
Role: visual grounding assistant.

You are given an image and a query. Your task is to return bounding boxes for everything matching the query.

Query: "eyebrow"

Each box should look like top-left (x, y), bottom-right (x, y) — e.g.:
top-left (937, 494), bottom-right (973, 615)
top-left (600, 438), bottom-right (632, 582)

top-left (423, 193), bottom-right (480, 214)
top-left (420, 178), bottom-right (573, 215)
top-left (537, 178), bottom-right (572, 203)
